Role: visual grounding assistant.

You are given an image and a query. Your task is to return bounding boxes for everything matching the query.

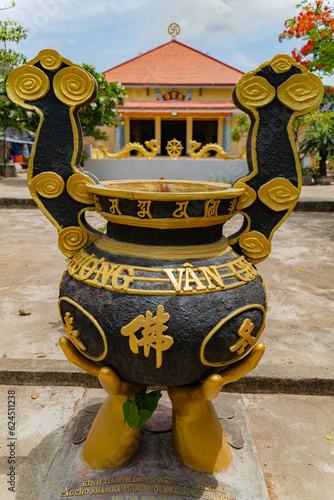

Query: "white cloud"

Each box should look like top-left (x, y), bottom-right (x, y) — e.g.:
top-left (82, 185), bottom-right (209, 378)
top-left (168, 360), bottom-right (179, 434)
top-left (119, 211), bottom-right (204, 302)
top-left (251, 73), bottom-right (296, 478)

top-left (9, 0), bottom-right (298, 39)
top-left (133, 0), bottom-right (299, 46)
top-left (1, 0), bottom-right (308, 73)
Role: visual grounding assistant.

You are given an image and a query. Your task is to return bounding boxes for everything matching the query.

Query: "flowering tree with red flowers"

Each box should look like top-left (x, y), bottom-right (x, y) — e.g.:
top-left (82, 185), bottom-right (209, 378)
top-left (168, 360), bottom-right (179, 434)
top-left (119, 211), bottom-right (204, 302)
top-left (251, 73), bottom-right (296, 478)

top-left (279, 1), bottom-right (334, 178)
top-left (279, 0), bottom-right (334, 76)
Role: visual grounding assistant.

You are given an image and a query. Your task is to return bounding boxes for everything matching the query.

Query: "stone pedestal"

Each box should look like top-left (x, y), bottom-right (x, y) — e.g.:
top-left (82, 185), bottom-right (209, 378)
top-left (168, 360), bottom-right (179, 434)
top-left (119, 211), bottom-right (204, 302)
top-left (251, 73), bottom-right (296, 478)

top-left (38, 393), bottom-right (269, 500)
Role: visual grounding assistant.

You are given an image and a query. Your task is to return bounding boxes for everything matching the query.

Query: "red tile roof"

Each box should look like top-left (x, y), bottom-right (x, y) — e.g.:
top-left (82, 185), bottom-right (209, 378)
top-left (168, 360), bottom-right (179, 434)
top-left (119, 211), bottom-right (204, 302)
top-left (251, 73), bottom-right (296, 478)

top-left (104, 40), bottom-right (243, 87)
top-left (120, 100), bottom-right (237, 111)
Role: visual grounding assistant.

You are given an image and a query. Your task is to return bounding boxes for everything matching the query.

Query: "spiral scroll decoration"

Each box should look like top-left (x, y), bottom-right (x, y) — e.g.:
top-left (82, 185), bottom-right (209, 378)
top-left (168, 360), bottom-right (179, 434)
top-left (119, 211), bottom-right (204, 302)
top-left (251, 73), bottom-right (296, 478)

top-left (29, 172), bottom-right (65, 199)
top-left (234, 182), bottom-right (257, 211)
top-left (58, 226), bottom-right (89, 257)
top-left (277, 73), bottom-right (323, 113)
top-left (235, 76), bottom-right (276, 109)
top-left (271, 58), bottom-right (292, 74)
top-left (6, 65), bottom-right (49, 106)
top-left (5, 50), bottom-right (99, 239)
top-left (258, 178), bottom-right (299, 212)
top-left (239, 231), bottom-right (271, 263)
top-left (53, 66), bottom-right (95, 106)
top-left (66, 173), bottom-right (95, 204)
top-left (39, 49), bottom-right (62, 71)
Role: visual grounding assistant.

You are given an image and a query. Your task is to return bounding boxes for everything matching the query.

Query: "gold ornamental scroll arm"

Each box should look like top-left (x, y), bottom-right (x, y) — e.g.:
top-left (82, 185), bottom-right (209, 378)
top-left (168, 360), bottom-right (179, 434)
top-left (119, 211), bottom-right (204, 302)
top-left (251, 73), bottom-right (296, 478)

top-left (6, 49), bottom-right (101, 257)
top-left (227, 54), bottom-right (324, 264)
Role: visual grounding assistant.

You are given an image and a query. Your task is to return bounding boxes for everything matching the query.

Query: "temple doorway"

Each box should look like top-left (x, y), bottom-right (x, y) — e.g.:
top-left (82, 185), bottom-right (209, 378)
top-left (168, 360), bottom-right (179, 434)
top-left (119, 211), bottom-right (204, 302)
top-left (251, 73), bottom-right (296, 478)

top-left (193, 120), bottom-right (218, 145)
top-left (130, 120), bottom-right (155, 144)
top-left (161, 120), bottom-right (186, 156)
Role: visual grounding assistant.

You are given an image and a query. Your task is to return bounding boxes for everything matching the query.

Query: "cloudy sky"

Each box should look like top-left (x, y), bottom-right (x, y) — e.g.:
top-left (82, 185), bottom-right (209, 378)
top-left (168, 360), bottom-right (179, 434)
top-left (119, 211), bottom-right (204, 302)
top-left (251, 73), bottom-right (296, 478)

top-left (2, 0), bottom-right (333, 84)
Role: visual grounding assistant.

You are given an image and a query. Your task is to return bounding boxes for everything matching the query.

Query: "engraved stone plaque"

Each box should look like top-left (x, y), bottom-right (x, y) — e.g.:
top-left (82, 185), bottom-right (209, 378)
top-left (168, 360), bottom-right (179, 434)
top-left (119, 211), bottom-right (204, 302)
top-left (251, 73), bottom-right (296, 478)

top-left (38, 393), bottom-right (269, 500)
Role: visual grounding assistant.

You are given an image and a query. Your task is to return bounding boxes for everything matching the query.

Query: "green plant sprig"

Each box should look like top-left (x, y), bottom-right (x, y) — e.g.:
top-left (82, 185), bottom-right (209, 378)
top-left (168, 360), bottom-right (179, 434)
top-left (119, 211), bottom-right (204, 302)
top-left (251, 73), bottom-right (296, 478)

top-left (123, 390), bottom-right (162, 429)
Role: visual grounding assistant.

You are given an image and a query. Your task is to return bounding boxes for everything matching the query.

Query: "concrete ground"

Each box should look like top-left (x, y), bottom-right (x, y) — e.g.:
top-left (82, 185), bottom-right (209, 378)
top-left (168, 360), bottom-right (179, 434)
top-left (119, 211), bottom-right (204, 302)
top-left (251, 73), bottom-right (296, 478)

top-left (1, 168), bottom-right (334, 203)
top-left (1, 208), bottom-right (334, 371)
top-left (0, 169), bottom-right (333, 499)
top-left (0, 387), bottom-right (333, 500)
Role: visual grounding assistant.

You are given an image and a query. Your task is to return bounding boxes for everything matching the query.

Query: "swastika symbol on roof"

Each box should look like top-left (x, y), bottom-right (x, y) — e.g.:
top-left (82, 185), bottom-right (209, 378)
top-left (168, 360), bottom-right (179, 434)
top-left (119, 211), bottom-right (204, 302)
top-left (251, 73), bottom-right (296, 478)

top-left (168, 23), bottom-right (180, 38)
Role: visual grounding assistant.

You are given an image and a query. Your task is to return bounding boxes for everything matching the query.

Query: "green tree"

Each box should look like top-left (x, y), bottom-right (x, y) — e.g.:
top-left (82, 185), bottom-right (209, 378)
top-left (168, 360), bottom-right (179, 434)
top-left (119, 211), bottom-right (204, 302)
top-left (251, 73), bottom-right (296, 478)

top-left (229, 114), bottom-right (250, 144)
top-left (80, 64), bottom-right (126, 141)
top-left (300, 110), bottom-right (334, 176)
top-left (291, 114), bottom-right (311, 164)
top-left (0, 19), bottom-right (27, 71)
top-left (0, 20), bottom-right (30, 169)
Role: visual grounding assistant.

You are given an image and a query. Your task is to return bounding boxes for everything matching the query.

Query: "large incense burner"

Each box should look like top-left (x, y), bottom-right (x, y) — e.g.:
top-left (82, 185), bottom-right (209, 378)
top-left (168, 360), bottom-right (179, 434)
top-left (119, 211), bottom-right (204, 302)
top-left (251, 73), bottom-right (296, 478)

top-left (7, 50), bottom-right (323, 473)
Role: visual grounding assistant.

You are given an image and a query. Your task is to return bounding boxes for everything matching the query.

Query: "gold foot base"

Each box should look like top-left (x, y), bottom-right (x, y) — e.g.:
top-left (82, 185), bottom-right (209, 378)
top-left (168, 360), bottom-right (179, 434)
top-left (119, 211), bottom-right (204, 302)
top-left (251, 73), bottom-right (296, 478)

top-left (81, 393), bottom-right (143, 469)
top-left (59, 338), bottom-right (146, 469)
top-left (168, 343), bottom-right (265, 473)
top-left (168, 376), bottom-right (232, 473)
top-left (60, 336), bottom-right (265, 472)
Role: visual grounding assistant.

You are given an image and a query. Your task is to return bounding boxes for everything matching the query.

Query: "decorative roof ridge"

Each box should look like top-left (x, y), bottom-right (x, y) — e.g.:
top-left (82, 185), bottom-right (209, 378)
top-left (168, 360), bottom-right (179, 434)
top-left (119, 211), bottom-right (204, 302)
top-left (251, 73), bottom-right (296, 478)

top-left (103, 40), bottom-right (244, 76)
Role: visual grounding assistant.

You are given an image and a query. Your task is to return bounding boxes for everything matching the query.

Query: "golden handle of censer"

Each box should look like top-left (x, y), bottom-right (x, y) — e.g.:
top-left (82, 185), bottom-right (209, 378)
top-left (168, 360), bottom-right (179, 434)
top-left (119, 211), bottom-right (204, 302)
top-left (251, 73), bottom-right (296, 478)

top-left (228, 54), bottom-right (323, 264)
top-left (6, 49), bottom-right (101, 258)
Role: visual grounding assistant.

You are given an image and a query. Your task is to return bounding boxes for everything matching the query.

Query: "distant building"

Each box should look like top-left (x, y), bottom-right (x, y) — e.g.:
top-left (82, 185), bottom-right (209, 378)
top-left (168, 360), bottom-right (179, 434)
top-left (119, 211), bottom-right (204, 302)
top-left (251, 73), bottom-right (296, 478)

top-left (0, 127), bottom-right (34, 165)
top-left (99, 39), bottom-right (244, 156)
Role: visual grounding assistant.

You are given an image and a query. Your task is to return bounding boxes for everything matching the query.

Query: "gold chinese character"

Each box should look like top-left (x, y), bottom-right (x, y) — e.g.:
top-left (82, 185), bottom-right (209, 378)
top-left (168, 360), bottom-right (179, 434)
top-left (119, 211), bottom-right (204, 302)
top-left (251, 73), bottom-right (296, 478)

top-left (137, 200), bottom-right (152, 219)
top-left (93, 194), bottom-right (102, 212)
top-left (173, 201), bottom-right (189, 218)
top-left (228, 198), bottom-right (237, 214)
top-left (228, 257), bottom-right (258, 282)
top-left (204, 199), bottom-right (220, 217)
top-left (229, 318), bottom-right (256, 355)
top-left (63, 312), bottom-right (87, 351)
top-left (121, 305), bottom-right (173, 368)
top-left (109, 198), bottom-right (121, 215)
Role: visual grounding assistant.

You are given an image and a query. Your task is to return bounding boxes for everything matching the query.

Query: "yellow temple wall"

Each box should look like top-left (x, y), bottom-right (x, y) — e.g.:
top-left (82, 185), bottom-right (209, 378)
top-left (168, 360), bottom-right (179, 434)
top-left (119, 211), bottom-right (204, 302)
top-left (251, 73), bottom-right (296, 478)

top-left (83, 125), bottom-right (115, 156)
top-left (230, 138), bottom-right (246, 156)
top-left (125, 88), bottom-right (152, 101)
top-left (124, 87), bottom-right (233, 102)
top-left (191, 88), bottom-right (233, 100)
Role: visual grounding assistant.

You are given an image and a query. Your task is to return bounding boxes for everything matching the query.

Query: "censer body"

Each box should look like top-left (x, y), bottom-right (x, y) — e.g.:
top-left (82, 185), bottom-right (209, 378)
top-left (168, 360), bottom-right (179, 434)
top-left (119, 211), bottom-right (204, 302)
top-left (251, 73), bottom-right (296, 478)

top-left (58, 179), bottom-right (267, 385)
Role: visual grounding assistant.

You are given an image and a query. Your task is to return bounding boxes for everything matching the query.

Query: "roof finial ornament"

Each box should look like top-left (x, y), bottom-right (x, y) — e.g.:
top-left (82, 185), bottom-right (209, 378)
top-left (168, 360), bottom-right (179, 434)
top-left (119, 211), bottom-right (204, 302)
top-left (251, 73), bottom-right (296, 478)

top-left (168, 23), bottom-right (180, 39)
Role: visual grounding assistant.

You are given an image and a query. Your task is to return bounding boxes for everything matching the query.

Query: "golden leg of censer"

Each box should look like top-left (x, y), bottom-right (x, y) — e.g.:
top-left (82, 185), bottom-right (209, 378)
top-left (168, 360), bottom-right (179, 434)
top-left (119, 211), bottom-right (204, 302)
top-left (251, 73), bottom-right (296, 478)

top-left (59, 337), bottom-right (147, 469)
top-left (59, 337), bottom-right (264, 472)
top-left (168, 343), bottom-right (265, 473)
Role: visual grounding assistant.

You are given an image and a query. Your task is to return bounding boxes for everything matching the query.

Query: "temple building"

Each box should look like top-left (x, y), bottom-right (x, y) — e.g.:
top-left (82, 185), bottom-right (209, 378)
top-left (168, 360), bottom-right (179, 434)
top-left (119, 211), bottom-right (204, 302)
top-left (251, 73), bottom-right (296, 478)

top-left (99, 38), bottom-right (244, 156)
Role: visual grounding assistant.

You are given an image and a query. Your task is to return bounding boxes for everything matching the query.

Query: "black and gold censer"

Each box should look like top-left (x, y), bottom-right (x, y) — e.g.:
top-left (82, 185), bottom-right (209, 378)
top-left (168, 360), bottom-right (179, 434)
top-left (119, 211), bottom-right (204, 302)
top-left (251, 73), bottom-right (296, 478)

top-left (7, 50), bottom-right (323, 472)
